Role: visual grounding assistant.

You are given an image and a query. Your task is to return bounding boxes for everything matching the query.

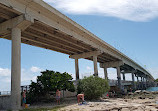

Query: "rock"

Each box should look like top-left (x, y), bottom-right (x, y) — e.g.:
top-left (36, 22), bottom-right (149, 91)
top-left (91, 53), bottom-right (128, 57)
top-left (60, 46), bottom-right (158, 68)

top-left (149, 97), bottom-right (154, 99)
top-left (144, 101), bottom-right (152, 104)
top-left (128, 92), bottom-right (134, 95)
top-left (138, 96), bottom-right (145, 99)
top-left (142, 90), bottom-right (151, 94)
top-left (147, 104), bottom-right (156, 107)
top-left (152, 91), bottom-right (158, 94)
top-left (124, 100), bottom-right (128, 102)
top-left (121, 108), bottom-right (129, 111)
top-left (134, 90), bottom-right (142, 94)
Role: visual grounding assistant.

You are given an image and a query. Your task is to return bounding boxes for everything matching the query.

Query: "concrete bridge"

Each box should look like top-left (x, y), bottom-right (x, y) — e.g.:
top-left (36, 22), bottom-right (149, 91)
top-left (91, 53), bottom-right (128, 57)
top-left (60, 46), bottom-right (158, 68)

top-left (0, 0), bottom-right (155, 110)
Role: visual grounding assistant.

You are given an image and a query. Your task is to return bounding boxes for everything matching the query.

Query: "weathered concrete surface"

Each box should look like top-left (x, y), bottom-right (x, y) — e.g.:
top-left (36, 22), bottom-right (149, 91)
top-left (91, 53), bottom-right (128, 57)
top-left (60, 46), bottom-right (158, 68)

top-left (58, 95), bottom-right (158, 111)
top-left (11, 27), bottom-right (21, 110)
top-left (0, 95), bottom-right (11, 110)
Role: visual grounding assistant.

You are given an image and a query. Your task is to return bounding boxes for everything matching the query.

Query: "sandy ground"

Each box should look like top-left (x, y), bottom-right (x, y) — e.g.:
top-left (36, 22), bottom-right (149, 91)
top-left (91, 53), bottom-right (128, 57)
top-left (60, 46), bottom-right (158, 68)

top-left (58, 97), bottom-right (158, 111)
top-left (29, 91), bottom-right (158, 111)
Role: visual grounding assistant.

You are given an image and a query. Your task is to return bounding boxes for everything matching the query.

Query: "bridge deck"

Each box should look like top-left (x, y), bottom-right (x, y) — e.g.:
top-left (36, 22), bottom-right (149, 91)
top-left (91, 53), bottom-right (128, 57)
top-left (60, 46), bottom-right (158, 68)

top-left (0, 0), bottom-right (154, 80)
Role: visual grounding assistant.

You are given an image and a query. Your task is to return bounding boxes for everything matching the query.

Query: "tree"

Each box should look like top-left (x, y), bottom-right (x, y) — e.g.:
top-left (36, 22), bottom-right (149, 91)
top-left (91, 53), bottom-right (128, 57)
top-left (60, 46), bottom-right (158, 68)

top-left (27, 70), bottom-right (75, 103)
top-left (77, 76), bottom-right (110, 100)
top-left (155, 78), bottom-right (158, 82)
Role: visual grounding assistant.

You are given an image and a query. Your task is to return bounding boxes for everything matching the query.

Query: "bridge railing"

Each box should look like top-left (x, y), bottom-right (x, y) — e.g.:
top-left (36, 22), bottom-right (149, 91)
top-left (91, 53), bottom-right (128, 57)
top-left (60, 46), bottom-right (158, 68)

top-left (108, 79), bottom-right (133, 86)
top-left (0, 91), bottom-right (11, 95)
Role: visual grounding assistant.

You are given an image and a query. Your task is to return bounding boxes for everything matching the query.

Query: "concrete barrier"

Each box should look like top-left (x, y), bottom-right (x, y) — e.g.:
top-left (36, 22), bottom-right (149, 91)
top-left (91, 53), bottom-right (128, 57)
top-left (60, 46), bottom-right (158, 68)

top-left (0, 95), bottom-right (11, 110)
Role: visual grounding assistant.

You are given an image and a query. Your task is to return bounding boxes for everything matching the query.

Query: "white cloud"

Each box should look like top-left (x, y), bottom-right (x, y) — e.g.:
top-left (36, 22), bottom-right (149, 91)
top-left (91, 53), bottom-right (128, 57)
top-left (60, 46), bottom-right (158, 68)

top-left (149, 68), bottom-right (158, 79)
top-left (86, 66), bottom-right (92, 70)
top-left (30, 66), bottom-right (42, 73)
top-left (0, 68), bottom-right (11, 76)
top-left (0, 66), bottom-right (42, 91)
top-left (44, 0), bottom-right (158, 22)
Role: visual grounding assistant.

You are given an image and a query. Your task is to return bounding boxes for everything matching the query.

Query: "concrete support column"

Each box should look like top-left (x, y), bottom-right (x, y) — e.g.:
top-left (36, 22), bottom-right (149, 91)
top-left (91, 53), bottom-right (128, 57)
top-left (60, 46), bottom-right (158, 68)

top-left (132, 73), bottom-right (136, 90)
top-left (122, 73), bottom-right (125, 81)
top-left (141, 77), bottom-right (143, 89)
top-left (104, 67), bottom-right (108, 80)
top-left (136, 76), bottom-right (139, 89)
top-left (142, 77), bottom-right (145, 89)
top-left (116, 66), bottom-right (122, 90)
top-left (93, 56), bottom-right (98, 76)
top-left (144, 77), bottom-right (147, 89)
top-left (146, 77), bottom-right (149, 87)
top-left (75, 59), bottom-right (79, 80)
top-left (11, 27), bottom-right (21, 109)
top-left (137, 76), bottom-right (139, 82)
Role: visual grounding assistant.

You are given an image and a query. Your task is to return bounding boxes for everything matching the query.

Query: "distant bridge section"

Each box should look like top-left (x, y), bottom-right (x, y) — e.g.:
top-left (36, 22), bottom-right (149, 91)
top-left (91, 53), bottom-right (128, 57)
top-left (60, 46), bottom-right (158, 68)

top-left (0, 0), bottom-right (155, 110)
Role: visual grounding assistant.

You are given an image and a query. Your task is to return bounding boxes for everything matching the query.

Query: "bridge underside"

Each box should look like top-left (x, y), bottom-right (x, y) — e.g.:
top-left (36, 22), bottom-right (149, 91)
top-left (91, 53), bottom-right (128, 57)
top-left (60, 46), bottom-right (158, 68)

top-left (0, 4), bottom-right (119, 63)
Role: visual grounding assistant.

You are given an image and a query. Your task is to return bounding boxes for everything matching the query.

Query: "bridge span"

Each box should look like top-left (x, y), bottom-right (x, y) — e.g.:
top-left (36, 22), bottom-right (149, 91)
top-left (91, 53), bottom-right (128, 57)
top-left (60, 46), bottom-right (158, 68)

top-left (0, 0), bottom-right (155, 110)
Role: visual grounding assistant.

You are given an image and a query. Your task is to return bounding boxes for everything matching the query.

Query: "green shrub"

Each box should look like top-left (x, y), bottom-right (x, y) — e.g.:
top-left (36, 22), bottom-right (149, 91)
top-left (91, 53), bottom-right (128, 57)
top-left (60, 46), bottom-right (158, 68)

top-left (27, 70), bottom-right (75, 103)
top-left (77, 76), bottom-right (110, 100)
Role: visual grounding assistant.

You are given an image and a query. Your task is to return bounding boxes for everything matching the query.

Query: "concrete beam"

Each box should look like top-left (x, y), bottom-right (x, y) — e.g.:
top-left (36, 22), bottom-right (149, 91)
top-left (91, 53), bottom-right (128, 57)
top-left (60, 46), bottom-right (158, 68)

top-left (121, 69), bottom-right (136, 74)
top-left (69, 51), bottom-right (102, 59)
top-left (0, 14), bottom-right (34, 34)
top-left (23, 30), bottom-right (84, 52)
top-left (29, 26), bottom-right (92, 52)
top-left (100, 61), bottom-right (124, 68)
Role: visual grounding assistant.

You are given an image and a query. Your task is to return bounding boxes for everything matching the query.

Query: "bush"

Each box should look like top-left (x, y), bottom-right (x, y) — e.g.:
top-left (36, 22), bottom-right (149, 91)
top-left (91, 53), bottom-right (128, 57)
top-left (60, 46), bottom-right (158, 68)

top-left (77, 76), bottom-right (110, 100)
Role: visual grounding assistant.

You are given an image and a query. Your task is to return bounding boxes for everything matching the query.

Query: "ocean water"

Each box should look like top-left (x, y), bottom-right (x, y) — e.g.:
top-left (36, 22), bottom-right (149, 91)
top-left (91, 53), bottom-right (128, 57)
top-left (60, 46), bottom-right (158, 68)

top-left (146, 87), bottom-right (158, 91)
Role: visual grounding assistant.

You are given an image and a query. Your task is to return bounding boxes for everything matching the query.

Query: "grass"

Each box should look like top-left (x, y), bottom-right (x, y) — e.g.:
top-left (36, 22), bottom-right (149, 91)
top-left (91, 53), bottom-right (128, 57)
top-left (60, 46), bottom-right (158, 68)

top-left (20, 106), bottom-right (64, 111)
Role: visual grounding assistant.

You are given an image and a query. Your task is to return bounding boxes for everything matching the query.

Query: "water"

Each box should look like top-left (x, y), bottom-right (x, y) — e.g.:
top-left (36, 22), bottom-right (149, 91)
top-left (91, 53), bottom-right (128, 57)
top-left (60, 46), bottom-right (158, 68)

top-left (146, 87), bottom-right (158, 92)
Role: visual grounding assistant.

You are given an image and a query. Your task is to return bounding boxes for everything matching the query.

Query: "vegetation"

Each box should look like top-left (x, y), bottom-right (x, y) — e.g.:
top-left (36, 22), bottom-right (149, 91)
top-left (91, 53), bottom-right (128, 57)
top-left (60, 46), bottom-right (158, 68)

top-left (155, 78), bottom-right (158, 82)
top-left (77, 76), bottom-right (110, 100)
top-left (27, 70), bottom-right (75, 103)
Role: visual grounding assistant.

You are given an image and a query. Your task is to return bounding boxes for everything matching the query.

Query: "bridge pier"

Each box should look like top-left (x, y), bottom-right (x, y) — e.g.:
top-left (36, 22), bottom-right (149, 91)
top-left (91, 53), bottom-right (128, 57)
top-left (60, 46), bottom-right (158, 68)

top-left (144, 76), bottom-right (147, 89)
top-left (122, 72), bottom-right (125, 81)
top-left (141, 77), bottom-right (143, 89)
top-left (116, 66), bottom-right (122, 91)
top-left (75, 59), bottom-right (79, 80)
top-left (93, 55), bottom-right (98, 76)
top-left (11, 27), bottom-right (21, 110)
top-left (131, 73), bottom-right (136, 90)
top-left (136, 76), bottom-right (139, 90)
top-left (104, 67), bottom-right (108, 80)
top-left (143, 77), bottom-right (145, 89)
top-left (0, 14), bottom-right (34, 110)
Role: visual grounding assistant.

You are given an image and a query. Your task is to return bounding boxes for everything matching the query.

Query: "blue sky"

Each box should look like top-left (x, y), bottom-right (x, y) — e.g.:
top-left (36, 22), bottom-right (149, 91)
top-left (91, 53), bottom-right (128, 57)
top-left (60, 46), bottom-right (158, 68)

top-left (0, 0), bottom-right (158, 91)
